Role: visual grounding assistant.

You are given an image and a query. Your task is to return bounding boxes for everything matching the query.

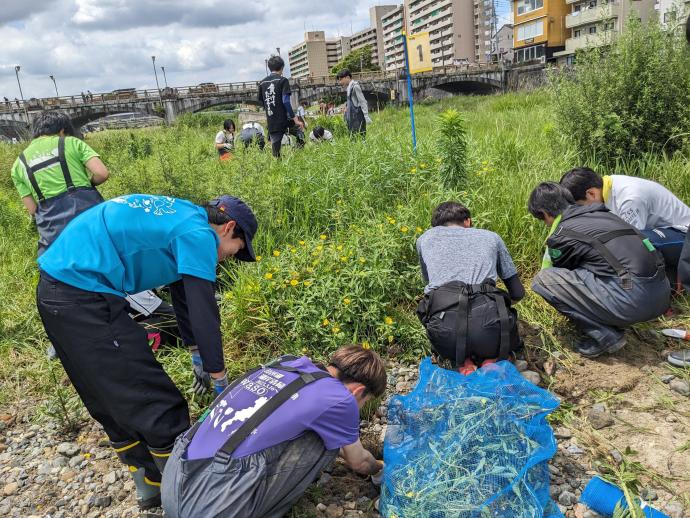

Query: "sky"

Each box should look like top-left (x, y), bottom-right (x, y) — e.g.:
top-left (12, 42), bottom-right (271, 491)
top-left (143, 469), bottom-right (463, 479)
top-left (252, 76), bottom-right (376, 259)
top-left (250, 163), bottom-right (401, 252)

top-left (0, 0), bottom-right (511, 100)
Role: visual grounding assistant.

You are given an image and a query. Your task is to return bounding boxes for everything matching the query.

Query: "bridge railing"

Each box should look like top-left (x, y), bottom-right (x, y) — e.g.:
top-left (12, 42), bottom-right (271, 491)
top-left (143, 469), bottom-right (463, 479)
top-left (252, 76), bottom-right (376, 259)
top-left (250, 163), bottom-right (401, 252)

top-left (0, 63), bottom-right (507, 115)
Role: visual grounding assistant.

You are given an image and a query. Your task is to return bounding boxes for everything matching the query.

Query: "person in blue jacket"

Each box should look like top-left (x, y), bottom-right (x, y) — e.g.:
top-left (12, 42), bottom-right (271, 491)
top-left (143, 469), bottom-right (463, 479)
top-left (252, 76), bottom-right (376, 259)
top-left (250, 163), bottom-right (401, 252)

top-left (36, 194), bottom-right (257, 511)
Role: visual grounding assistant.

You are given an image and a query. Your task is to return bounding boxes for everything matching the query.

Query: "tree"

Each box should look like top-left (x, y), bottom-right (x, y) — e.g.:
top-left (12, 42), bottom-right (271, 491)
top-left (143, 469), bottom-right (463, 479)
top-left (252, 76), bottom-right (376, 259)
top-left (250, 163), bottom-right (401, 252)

top-left (330, 45), bottom-right (380, 75)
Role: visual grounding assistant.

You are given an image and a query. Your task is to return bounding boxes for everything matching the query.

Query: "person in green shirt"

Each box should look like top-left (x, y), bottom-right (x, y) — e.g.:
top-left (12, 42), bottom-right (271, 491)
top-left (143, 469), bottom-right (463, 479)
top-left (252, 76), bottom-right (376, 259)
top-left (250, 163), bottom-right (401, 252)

top-left (10, 110), bottom-right (109, 255)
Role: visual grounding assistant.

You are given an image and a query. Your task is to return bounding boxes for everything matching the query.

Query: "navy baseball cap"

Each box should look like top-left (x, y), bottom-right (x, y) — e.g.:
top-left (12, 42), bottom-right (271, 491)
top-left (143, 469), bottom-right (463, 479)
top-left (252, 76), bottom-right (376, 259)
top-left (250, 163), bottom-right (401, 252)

top-left (208, 195), bottom-right (258, 262)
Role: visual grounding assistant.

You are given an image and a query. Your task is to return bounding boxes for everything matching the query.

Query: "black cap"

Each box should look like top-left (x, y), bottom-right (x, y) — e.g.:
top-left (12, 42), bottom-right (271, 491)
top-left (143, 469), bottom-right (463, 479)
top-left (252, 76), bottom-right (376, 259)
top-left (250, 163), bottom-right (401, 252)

top-left (208, 195), bottom-right (257, 262)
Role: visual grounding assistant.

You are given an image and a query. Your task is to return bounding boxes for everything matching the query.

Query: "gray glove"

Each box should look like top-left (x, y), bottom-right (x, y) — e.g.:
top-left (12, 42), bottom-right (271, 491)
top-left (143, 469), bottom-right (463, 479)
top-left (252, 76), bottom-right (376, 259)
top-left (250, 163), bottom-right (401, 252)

top-left (190, 347), bottom-right (211, 395)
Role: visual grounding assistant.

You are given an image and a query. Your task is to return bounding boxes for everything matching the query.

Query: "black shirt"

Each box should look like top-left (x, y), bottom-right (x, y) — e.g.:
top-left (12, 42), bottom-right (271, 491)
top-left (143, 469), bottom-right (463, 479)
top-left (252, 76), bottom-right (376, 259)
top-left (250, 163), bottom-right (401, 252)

top-left (258, 73), bottom-right (291, 134)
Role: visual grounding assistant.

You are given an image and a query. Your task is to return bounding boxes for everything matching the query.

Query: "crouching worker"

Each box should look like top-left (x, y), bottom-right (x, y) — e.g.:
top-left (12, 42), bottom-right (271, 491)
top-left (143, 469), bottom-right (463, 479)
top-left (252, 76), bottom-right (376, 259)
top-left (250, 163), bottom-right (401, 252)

top-left (415, 202), bottom-right (524, 374)
top-left (529, 183), bottom-right (670, 358)
top-left (162, 346), bottom-right (386, 518)
top-left (36, 194), bottom-right (258, 510)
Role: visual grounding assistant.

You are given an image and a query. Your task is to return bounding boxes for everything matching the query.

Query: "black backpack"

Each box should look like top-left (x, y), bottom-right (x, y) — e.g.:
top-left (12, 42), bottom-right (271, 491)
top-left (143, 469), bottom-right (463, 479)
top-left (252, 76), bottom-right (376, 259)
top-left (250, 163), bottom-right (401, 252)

top-left (416, 279), bottom-right (521, 367)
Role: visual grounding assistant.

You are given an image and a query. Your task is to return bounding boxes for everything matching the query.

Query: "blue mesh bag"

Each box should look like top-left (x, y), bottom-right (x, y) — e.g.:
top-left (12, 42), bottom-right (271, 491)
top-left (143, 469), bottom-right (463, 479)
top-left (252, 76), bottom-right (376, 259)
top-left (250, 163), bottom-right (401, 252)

top-left (380, 358), bottom-right (563, 518)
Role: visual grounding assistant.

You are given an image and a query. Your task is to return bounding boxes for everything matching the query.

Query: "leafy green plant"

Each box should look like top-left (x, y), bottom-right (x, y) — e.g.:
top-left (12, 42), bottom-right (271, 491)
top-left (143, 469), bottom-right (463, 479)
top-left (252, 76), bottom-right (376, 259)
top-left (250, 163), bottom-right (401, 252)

top-left (330, 45), bottom-right (379, 75)
top-left (549, 17), bottom-right (690, 166)
top-left (437, 109), bottom-right (468, 189)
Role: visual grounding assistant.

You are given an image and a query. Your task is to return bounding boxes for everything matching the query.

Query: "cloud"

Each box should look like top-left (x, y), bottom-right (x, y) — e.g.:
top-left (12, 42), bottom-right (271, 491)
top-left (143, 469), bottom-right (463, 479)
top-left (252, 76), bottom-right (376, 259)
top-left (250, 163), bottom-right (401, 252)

top-left (72, 0), bottom-right (266, 30)
top-left (0, 0), bottom-right (52, 24)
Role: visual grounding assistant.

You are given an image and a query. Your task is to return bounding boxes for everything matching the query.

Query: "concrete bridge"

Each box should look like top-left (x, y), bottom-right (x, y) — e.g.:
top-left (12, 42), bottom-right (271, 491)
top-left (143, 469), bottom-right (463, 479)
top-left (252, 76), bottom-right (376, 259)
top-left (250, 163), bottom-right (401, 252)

top-left (0, 63), bottom-right (546, 139)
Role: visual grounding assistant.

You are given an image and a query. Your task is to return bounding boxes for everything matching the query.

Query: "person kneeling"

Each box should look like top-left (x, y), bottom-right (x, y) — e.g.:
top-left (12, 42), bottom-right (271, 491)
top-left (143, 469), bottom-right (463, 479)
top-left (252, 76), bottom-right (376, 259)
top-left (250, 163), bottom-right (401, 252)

top-left (528, 182), bottom-right (670, 358)
top-left (416, 202), bottom-right (525, 374)
top-left (162, 346), bottom-right (386, 518)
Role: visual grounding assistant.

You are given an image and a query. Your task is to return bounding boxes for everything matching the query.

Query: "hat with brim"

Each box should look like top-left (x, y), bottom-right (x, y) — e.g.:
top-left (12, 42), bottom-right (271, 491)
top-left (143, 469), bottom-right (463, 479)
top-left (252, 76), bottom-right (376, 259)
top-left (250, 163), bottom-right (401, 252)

top-left (208, 195), bottom-right (258, 262)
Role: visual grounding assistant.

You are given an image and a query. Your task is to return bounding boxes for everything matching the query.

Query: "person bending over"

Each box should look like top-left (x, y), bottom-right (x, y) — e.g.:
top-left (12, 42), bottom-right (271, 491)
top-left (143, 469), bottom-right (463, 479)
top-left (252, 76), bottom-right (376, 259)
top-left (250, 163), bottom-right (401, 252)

top-left (529, 182), bottom-right (670, 358)
top-left (416, 202), bottom-right (524, 374)
top-left (309, 125), bottom-right (334, 143)
top-left (215, 119), bottom-right (235, 161)
top-left (162, 346), bottom-right (386, 517)
top-left (238, 121), bottom-right (266, 151)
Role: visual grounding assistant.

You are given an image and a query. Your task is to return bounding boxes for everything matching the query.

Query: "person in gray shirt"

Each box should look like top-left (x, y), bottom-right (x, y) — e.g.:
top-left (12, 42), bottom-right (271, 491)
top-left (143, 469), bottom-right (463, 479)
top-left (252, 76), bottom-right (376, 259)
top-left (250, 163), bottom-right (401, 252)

top-left (416, 202), bottom-right (524, 373)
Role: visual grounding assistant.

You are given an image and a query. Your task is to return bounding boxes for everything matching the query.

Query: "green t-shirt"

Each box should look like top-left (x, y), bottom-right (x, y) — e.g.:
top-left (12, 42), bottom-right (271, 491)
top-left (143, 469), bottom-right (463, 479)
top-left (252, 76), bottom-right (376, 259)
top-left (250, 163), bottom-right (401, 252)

top-left (10, 136), bottom-right (100, 202)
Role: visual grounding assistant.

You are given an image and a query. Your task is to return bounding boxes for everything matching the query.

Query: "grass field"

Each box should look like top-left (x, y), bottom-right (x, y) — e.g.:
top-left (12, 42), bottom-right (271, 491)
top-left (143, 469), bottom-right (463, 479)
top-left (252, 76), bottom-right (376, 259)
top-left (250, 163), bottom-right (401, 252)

top-left (1, 92), bottom-right (689, 510)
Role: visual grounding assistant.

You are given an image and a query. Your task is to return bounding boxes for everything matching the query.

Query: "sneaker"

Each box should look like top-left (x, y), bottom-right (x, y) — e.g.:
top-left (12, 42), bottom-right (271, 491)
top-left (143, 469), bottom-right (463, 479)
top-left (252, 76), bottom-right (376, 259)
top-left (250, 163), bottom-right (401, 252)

top-left (575, 335), bottom-right (627, 359)
top-left (668, 349), bottom-right (690, 368)
top-left (138, 493), bottom-right (162, 511)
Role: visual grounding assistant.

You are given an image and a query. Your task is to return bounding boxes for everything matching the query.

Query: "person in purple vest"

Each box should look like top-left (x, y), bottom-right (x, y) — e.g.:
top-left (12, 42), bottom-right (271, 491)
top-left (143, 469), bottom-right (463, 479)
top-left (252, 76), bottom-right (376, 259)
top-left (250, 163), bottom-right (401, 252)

top-left (162, 345), bottom-right (387, 517)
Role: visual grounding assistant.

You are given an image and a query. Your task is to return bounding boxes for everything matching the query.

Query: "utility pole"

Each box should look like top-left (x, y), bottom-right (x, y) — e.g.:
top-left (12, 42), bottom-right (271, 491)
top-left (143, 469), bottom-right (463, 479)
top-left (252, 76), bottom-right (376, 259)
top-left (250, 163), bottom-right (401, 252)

top-left (151, 55), bottom-right (162, 105)
top-left (276, 47), bottom-right (281, 56)
top-left (49, 75), bottom-right (59, 97)
top-left (161, 66), bottom-right (168, 88)
top-left (14, 65), bottom-right (28, 120)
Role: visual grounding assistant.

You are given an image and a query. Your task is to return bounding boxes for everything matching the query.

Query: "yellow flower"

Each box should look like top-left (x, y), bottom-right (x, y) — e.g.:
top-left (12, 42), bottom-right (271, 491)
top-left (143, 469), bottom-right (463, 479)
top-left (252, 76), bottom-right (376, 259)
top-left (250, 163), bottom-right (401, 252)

top-left (340, 256), bottom-right (348, 262)
top-left (362, 341), bottom-right (371, 349)
top-left (223, 292), bottom-right (233, 300)
top-left (302, 347), bottom-right (308, 354)
top-left (388, 218), bottom-right (396, 225)
top-left (264, 273), bottom-right (273, 280)
top-left (336, 199), bottom-right (343, 205)
top-left (415, 226), bottom-right (423, 233)
top-left (332, 327), bottom-right (341, 333)
top-left (83, 453), bottom-right (92, 459)
top-left (410, 167), bottom-right (417, 174)
top-left (420, 163), bottom-right (427, 169)
top-left (256, 255), bottom-right (262, 262)
top-left (290, 279), bottom-right (299, 286)
top-left (343, 298), bottom-right (351, 305)
top-left (322, 318), bottom-right (330, 326)
top-left (336, 244), bottom-right (343, 251)
top-left (482, 160), bottom-right (489, 166)
top-left (384, 316), bottom-right (394, 325)
top-left (273, 250), bottom-right (281, 257)
top-left (319, 234), bottom-right (328, 240)
top-left (299, 240), bottom-right (306, 246)
top-left (400, 226), bottom-right (409, 233)
top-left (359, 258), bottom-right (366, 264)
top-left (290, 247), bottom-right (297, 254)
top-left (316, 245), bottom-right (324, 251)
top-left (303, 280), bottom-right (313, 287)
top-left (306, 267), bottom-right (314, 273)
top-left (387, 335), bottom-right (394, 343)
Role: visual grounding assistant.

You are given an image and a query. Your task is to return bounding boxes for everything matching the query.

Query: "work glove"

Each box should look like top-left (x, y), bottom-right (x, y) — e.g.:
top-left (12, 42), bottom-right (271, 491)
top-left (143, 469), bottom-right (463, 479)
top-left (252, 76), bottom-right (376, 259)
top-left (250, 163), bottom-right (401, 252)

top-left (212, 373), bottom-right (229, 395)
top-left (190, 347), bottom-right (211, 395)
top-left (365, 115), bottom-right (373, 124)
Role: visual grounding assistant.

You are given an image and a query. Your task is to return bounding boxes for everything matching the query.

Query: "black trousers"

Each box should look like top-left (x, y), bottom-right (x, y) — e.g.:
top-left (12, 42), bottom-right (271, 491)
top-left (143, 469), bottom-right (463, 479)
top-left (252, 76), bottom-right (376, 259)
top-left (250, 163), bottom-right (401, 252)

top-left (36, 274), bottom-right (190, 480)
top-left (269, 121), bottom-right (305, 158)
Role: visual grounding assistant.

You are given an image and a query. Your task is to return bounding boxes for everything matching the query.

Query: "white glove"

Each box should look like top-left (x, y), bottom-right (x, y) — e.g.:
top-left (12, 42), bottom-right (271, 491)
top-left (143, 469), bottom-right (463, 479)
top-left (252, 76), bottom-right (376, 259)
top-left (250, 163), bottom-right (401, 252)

top-left (371, 466), bottom-right (384, 486)
top-left (365, 115), bottom-right (373, 124)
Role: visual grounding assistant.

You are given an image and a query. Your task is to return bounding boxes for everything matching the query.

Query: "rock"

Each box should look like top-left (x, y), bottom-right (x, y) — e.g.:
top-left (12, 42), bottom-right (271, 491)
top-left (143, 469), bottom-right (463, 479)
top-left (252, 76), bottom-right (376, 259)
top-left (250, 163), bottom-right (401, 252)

top-left (69, 455), bottom-right (83, 468)
top-left (522, 370), bottom-right (541, 385)
top-left (554, 427), bottom-right (573, 440)
top-left (2, 482), bottom-right (18, 496)
top-left (669, 379), bottom-right (690, 396)
top-left (316, 503), bottom-right (327, 512)
top-left (103, 471), bottom-right (118, 485)
top-left (609, 449), bottom-right (623, 464)
top-left (343, 501), bottom-right (356, 510)
top-left (558, 490), bottom-right (577, 507)
top-left (317, 472), bottom-right (332, 486)
top-left (640, 487), bottom-right (657, 501)
top-left (356, 496), bottom-right (371, 510)
top-left (92, 495), bottom-right (111, 508)
top-left (325, 504), bottom-right (344, 518)
top-left (588, 404), bottom-right (614, 430)
top-left (514, 359), bottom-right (529, 372)
top-left (660, 375), bottom-right (675, 384)
top-left (665, 501), bottom-right (685, 518)
top-left (566, 444), bottom-right (585, 455)
top-left (56, 442), bottom-right (80, 458)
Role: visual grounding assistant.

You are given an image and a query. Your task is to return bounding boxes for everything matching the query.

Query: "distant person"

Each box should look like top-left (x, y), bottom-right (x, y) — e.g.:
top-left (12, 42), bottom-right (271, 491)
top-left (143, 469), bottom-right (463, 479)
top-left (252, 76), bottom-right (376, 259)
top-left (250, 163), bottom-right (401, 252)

top-left (416, 202), bottom-right (524, 374)
top-left (296, 99), bottom-right (308, 123)
top-left (668, 14), bottom-right (690, 368)
top-left (37, 194), bottom-right (258, 511)
top-left (258, 55), bottom-right (305, 158)
top-left (10, 110), bottom-right (108, 255)
top-left (238, 121), bottom-right (266, 150)
top-left (528, 182), bottom-right (670, 358)
top-left (162, 346), bottom-right (385, 517)
top-left (215, 119), bottom-right (235, 161)
top-left (560, 167), bottom-right (690, 287)
top-left (336, 69), bottom-right (371, 137)
top-left (309, 126), bottom-right (333, 143)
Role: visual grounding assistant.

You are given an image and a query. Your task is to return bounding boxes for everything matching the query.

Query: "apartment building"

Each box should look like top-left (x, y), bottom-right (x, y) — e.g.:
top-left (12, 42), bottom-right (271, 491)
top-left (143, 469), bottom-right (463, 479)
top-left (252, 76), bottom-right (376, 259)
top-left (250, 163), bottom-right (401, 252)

top-left (513, 0), bottom-right (570, 63)
top-left (493, 23), bottom-right (514, 62)
top-left (406, 0), bottom-right (477, 65)
top-left (554, 0), bottom-right (655, 63)
top-left (382, 5), bottom-right (407, 71)
top-left (350, 5), bottom-right (399, 66)
top-left (656, 0), bottom-right (689, 26)
top-left (288, 32), bottom-right (351, 78)
top-left (474, 0), bottom-right (497, 62)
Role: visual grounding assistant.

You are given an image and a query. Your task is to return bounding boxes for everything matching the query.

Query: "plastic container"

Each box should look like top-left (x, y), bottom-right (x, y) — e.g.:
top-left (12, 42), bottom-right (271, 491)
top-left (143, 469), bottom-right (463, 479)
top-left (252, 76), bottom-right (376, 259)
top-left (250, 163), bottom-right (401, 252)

top-left (580, 476), bottom-right (669, 518)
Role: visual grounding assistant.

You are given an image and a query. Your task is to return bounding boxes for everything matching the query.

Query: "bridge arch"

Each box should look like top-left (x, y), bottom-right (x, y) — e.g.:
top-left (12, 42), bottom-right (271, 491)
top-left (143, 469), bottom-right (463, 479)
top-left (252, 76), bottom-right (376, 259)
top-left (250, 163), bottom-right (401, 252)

top-left (426, 78), bottom-right (502, 95)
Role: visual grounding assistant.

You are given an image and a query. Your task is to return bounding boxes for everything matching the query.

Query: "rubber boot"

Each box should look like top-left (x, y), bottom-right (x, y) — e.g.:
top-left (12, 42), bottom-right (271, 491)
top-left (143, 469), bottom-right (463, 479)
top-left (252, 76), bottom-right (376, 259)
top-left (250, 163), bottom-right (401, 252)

top-left (148, 444), bottom-right (173, 475)
top-left (112, 440), bottom-right (162, 510)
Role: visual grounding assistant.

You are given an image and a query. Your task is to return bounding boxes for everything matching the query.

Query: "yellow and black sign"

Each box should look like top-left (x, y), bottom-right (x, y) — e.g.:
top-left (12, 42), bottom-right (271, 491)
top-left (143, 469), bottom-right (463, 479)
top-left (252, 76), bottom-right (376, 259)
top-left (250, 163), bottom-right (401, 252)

top-left (406, 32), bottom-right (433, 75)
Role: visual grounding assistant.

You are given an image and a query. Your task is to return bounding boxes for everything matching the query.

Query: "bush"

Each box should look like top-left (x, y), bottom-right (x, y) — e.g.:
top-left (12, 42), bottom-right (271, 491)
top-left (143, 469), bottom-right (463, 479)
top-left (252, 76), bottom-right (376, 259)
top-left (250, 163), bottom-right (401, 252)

top-left (437, 109), bottom-right (468, 188)
top-left (550, 17), bottom-right (690, 166)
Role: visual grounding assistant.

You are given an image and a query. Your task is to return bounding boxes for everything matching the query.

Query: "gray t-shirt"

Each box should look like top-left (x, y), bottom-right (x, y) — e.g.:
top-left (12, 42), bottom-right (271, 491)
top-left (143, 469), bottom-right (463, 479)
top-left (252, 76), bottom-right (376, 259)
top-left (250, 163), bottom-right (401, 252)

top-left (416, 226), bottom-right (518, 293)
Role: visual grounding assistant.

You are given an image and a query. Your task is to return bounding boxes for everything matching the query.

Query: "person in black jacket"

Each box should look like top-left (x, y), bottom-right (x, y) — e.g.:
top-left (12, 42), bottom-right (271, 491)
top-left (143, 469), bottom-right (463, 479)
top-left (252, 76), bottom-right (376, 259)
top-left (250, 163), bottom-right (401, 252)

top-left (258, 55), bottom-right (305, 158)
top-left (528, 182), bottom-right (670, 358)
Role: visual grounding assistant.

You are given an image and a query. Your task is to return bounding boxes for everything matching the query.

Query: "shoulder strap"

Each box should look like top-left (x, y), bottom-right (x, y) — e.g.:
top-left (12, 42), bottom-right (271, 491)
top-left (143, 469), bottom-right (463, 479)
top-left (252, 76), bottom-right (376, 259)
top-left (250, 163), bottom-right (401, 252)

top-left (215, 367), bottom-right (330, 462)
top-left (455, 285), bottom-right (471, 367)
top-left (57, 136), bottom-right (75, 191)
top-left (18, 153), bottom-right (46, 202)
top-left (556, 228), bottom-right (629, 279)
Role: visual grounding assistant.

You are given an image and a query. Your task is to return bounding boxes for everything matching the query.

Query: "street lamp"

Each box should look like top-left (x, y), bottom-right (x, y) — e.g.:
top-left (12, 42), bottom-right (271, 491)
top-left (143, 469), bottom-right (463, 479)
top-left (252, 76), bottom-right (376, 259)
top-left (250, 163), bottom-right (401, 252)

top-left (14, 66), bottom-right (25, 103)
top-left (151, 55), bottom-right (162, 102)
top-left (49, 75), bottom-right (59, 97)
top-left (265, 58), bottom-right (269, 74)
top-left (276, 47), bottom-right (281, 56)
top-left (160, 66), bottom-right (168, 88)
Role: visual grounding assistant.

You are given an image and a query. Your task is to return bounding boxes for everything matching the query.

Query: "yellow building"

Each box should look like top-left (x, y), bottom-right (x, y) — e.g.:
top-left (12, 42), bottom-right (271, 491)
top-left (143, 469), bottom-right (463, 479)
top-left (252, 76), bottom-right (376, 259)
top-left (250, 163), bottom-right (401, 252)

top-left (513, 0), bottom-right (569, 63)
